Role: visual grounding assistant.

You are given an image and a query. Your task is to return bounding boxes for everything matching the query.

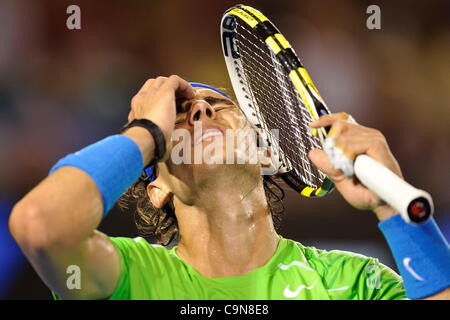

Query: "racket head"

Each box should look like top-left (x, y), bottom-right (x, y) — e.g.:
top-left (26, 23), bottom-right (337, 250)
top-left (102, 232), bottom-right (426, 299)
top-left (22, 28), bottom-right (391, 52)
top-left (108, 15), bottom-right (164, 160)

top-left (220, 4), bottom-right (334, 198)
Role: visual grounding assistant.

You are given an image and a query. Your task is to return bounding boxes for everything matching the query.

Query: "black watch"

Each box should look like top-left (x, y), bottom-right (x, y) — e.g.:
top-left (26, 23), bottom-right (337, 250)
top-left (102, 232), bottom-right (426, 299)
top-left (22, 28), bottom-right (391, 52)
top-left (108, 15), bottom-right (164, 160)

top-left (119, 119), bottom-right (166, 165)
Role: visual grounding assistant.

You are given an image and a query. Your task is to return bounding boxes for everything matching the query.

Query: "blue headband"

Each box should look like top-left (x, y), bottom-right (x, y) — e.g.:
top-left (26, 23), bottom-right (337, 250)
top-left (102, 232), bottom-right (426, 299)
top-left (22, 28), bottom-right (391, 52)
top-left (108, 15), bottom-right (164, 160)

top-left (142, 82), bottom-right (229, 183)
top-left (189, 82), bottom-right (230, 99)
top-left (143, 165), bottom-right (155, 182)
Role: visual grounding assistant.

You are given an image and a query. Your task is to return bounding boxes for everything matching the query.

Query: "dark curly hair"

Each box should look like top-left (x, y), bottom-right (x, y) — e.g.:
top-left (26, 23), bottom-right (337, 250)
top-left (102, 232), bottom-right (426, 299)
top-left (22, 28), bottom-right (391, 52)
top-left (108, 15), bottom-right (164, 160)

top-left (117, 174), bottom-right (285, 246)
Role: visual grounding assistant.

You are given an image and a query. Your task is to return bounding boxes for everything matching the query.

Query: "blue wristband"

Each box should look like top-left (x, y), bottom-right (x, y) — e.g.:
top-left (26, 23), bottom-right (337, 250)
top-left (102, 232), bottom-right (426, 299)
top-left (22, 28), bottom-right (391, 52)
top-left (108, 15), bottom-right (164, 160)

top-left (49, 135), bottom-right (144, 217)
top-left (379, 214), bottom-right (450, 299)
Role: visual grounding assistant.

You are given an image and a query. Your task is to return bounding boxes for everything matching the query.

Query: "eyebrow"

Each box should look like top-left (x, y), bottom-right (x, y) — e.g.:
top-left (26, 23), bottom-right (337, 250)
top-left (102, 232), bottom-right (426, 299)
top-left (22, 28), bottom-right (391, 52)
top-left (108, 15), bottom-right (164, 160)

top-left (177, 96), bottom-right (235, 114)
top-left (204, 96), bottom-right (235, 107)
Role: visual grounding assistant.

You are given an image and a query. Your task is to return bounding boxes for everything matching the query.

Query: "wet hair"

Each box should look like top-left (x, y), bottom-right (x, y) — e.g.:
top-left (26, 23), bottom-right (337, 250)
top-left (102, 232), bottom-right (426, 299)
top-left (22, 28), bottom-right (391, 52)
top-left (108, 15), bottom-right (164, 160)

top-left (117, 175), bottom-right (285, 246)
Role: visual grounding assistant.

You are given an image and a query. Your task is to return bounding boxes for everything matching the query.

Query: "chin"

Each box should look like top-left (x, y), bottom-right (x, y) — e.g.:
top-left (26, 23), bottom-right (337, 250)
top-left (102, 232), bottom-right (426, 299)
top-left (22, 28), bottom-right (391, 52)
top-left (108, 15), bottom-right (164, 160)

top-left (195, 160), bottom-right (261, 185)
top-left (169, 142), bottom-right (262, 186)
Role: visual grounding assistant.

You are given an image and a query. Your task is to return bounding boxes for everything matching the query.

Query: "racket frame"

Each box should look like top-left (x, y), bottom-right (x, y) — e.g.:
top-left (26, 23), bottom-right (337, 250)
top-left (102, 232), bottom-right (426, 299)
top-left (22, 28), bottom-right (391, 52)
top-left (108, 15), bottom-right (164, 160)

top-left (221, 4), bottom-right (433, 223)
top-left (221, 4), bottom-right (334, 198)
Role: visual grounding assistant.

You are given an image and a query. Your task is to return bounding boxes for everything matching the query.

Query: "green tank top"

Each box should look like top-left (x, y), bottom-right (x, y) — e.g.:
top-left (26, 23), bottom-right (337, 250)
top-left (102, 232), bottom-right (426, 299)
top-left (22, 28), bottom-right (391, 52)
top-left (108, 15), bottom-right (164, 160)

top-left (104, 235), bottom-right (406, 300)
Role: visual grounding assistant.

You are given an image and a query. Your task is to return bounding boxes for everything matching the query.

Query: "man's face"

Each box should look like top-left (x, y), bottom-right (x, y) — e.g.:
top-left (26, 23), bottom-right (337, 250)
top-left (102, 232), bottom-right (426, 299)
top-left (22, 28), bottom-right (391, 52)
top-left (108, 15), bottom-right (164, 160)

top-left (155, 87), bottom-right (261, 201)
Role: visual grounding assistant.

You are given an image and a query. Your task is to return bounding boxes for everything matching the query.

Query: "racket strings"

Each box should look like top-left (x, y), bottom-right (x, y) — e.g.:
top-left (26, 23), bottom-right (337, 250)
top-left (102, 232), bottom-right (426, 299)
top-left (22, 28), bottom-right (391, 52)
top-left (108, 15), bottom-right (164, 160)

top-left (236, 75), bottom-right (319, 184)
top-left (236, 25), bottom-right (314, 131)
top-left (237, 25), bottom-right (300, 103)
top-left (235, 72), bottom-right (313, 167)
top-left (235, 28), bottom-right (306, 151)
top-left (237, 37), bottom-right (317, 184)
top-left (234, 21), bottom-right (325, 187)
top-left (235, 24), bottom-right (313, 134)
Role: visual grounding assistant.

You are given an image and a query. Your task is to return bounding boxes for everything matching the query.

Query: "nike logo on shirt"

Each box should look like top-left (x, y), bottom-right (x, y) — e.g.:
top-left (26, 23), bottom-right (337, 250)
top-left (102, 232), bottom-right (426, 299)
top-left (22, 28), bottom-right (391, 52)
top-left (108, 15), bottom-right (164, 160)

top-left (283, 280), bottom-right (317, 298)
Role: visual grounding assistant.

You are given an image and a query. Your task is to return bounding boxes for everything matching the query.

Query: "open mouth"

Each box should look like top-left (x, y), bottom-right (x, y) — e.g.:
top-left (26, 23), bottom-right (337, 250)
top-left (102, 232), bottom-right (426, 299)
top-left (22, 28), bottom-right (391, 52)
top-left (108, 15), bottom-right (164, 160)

top-left (194, 127), bottom-right (225, 145)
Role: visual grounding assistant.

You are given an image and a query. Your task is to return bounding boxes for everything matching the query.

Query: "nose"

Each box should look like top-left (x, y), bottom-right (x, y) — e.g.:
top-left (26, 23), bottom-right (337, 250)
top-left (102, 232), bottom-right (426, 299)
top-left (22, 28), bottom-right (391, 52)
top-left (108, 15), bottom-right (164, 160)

top-left (188, 100), bottom-right (216, 125)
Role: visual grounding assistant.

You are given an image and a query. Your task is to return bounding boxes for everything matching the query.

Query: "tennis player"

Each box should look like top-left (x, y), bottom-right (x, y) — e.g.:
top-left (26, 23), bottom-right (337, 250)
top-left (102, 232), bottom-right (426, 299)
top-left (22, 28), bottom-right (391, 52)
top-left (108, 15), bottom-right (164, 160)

top-left (9, 76), bottom-right (450, 300)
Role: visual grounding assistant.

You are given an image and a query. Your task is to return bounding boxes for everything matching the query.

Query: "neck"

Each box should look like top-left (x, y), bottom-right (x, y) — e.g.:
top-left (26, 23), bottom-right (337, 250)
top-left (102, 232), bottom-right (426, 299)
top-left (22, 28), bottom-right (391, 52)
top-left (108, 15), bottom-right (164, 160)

top-left (174, 172), bottom-right (280, 278)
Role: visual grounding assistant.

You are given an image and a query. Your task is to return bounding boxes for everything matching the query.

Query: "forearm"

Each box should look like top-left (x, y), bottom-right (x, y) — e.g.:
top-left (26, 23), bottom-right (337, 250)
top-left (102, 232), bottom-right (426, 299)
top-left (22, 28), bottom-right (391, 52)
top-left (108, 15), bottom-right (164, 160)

top-left (10, 131), bottom-right (154, 252)
top-left (8, 76), bottom-right (188, 299)
top-left (9, 166), bottom-right (103, 252)
top-left (122, 126), bottom-right (155, 166)
top-left (373, 204), bottom-right (397, 222)
top-left (376, 211), bottom-right (450, 300)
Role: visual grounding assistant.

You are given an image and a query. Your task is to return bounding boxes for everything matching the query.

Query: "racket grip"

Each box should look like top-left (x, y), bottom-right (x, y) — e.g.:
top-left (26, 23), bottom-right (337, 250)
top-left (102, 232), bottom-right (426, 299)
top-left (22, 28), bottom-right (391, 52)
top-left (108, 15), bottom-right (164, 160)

top-left (353, 154), bottom-right (434, 224)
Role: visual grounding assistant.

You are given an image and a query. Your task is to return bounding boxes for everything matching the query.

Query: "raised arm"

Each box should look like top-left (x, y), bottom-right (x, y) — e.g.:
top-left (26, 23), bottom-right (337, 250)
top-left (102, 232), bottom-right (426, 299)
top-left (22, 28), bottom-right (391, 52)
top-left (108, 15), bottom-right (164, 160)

top-left (308, 112), bottom-right (450, 300)
top-left (8, 75), bottom-right (194, 299)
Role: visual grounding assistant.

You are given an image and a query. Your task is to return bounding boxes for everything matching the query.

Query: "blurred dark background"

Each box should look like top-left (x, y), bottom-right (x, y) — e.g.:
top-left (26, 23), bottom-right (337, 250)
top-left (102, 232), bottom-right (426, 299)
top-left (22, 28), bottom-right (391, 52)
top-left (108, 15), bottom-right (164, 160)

top-left (1, 0), bottom-right (449, 299)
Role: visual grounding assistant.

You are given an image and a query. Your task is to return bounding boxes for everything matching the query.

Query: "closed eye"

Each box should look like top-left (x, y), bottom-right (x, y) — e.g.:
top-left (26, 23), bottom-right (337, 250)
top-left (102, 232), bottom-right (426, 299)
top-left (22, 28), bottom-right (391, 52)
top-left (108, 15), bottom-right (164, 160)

top-left (214, 106), bottom-right (232, 112)
top-left (204, 96), bottom-right (235, 108)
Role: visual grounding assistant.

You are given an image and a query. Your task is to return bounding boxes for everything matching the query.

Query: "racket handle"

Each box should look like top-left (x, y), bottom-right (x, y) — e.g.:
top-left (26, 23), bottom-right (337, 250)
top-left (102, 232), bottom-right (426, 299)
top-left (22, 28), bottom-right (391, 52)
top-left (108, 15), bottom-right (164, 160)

top-left (353, 154), bottom-right (434, 224)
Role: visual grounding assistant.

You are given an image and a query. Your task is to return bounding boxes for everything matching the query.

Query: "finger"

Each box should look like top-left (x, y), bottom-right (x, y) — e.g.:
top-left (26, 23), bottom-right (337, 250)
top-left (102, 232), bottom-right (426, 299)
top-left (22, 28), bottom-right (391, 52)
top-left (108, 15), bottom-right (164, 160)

top-left (136, 78), bottom-right (155, 95)
top-left (141, 78), bottom-right (155, 92)
top-left (333, 126), bottom-right (381, 159)
top-left (151, 76), bottom-right (169, 90)
top-left (324, 122), bottom-right (378, 165)
top-left (319, 116), bottom-right (361, 142)
top-left (335, 140), bottom-right (356, 161)
top-left (138, 76), bottom-right (169, 94)
top-left (336, 132), bottom-right (400, 175)
top-left (323, 137), bottom-right (355, 177)
top-left (308, 112), bottom-right (351, 128)
top-left (308, 148), bottom-right (345, 181)
top-left (163, 75), bottom-right (195, 100)
top-left (331, 125), bottom-right (402, 177)
top-left (325, 118), bottom-right (351, 140)
top-left (320, 125), bottom-right (375, 177)
top-left (330, 123), bottom-right (373, 160)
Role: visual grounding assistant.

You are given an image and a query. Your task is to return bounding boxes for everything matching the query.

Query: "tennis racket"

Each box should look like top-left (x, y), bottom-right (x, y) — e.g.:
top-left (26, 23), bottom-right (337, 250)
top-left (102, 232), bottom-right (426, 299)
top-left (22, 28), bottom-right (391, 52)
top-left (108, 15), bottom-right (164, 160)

top-left (220, 4), bottom-right (433, 224)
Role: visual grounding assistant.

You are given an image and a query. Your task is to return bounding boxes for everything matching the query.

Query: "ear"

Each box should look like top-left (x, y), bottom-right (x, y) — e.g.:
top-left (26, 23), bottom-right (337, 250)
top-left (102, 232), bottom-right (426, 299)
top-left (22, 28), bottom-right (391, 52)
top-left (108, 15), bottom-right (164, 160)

top-left (146, 183), bottom-right (171, 209)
